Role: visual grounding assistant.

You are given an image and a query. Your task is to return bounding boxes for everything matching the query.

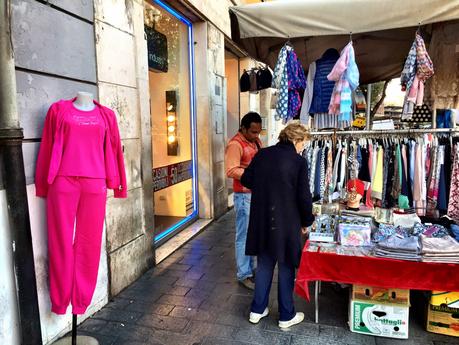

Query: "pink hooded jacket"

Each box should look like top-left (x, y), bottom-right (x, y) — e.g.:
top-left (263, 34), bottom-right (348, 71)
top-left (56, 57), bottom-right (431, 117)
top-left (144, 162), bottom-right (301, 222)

top-left (35, 99), bottom-right (127, 198)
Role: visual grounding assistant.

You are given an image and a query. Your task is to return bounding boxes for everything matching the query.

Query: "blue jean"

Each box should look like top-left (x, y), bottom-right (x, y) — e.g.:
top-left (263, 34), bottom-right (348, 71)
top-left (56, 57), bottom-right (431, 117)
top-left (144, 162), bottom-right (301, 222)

top-left (251, 252), bottom-right (295, 321)
top-left (234, 192), bottom-right (254, 281)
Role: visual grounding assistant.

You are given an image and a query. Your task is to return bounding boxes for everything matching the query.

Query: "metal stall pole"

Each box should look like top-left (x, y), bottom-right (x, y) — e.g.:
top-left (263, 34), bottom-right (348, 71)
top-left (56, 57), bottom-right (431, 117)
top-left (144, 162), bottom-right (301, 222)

top-left (365, 84), bottom-right (372, 130)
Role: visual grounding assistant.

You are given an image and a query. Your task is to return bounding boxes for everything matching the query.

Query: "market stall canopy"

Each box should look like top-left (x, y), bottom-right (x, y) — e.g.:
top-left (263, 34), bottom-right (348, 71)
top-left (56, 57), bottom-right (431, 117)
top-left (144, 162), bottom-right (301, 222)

top-left (229, 0), bottom-right (459, 84)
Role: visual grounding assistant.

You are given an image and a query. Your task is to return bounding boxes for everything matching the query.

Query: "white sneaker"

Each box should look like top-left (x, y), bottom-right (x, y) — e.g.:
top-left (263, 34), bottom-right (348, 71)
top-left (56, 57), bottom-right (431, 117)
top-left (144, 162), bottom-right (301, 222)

top-left (278, 312), bottom-right (304, 329)
top-left (249, 307), bottom-right (269, 324)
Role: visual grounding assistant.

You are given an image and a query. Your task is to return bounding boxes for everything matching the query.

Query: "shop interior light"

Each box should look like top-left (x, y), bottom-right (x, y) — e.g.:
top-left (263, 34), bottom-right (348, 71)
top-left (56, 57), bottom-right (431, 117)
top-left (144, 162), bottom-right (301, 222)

top-left (168, 125), bottom-right (175, 132)
top-left (168, 135), bottom-right (176, 143)
top-left (167, 104), bottom-right (174, 111)
top-left (167, 115), bottom-right (176, 122)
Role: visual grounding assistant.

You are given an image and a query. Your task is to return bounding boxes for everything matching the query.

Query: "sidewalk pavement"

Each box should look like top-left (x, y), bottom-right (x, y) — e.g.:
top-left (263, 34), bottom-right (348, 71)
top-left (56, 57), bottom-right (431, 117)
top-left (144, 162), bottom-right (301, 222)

top-left (78, 210), bottom-right (458, 345)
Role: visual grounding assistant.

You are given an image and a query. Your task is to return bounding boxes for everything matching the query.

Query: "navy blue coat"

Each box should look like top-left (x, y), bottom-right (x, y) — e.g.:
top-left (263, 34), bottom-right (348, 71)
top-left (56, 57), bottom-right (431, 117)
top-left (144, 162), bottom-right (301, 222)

top-left (241, 141), bottom-right (314, 267)
top-left (309, 48), bottom-right (340, 114)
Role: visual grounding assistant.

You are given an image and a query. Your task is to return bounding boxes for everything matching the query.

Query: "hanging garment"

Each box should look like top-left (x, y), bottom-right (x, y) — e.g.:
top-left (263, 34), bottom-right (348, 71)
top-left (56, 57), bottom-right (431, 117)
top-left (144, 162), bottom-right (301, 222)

top-left (272, 45), bottom-right (290, 121)
top-left (310, 146), bottom-right (320, 195)
top-left (309, 49), bottom-right (340, 114)
top-left (312, 113), bottom-right (351, 130)
top-left (413, 143), bottom-right (424, 215)
top-left (400, 40), bottom-right (417, 91)
top-left (314, 148), bottom-right (323, 200)
top-left (382, 144), bottom-right (396, 208)
top-left (325, 143), bottom-right (334, 201)
top-left (320, 146), bottom-right (327, 200)
top-left (401, 34), bottom-right (434, 119)
top-left (426, 145), bottom-right (442, 218)
top-left (365, 143), bottom-right (374, 208)
top-left (300, 62), bottom-right (316, 124)
top-left (447, 145), bottom-right (459, 221)
top-left (328, 42), bottom-right (360, 126)
top-left (286, 49), bottom-right (306, 121)
top-left (381, 145), bottom-right (391, 206)
top-left (330, 142), bottom-right (342, 195)
top-left (371, 147), bottom-right (384, 200)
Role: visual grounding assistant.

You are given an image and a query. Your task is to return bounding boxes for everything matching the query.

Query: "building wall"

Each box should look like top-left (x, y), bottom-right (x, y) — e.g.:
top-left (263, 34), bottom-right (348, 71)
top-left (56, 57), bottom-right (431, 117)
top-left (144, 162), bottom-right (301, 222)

top-left (185, 0), bottom-right (235, 37)
top-left (94, 0), bottom-right (154, 297)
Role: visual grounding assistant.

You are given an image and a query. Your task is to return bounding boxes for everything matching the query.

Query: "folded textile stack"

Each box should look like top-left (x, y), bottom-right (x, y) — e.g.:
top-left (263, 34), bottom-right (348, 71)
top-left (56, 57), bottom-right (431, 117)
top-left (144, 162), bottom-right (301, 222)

top-left (374, 235), bottom-right (421, 261)
top-left (421, 235), bottom-right (459, 263)
top-left (373, 224), bottom-right (411, 243)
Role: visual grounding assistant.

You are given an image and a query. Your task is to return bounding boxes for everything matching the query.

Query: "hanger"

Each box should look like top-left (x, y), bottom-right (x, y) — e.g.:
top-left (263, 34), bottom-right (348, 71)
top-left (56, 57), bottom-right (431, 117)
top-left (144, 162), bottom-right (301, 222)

top-left (416, 22), bottom-right (422, 37)
top-left (349, 32), bottom-right (353, 42)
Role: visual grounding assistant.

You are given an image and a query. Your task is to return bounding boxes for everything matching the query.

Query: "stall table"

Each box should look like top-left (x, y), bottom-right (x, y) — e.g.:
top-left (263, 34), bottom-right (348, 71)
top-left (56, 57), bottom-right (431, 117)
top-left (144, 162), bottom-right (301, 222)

top-left (295, 241), bottom-right (459, 323)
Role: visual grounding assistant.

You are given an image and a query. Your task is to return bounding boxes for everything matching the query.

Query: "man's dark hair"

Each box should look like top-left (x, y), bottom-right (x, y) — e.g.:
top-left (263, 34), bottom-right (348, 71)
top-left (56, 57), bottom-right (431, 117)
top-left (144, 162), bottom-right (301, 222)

top-left (240, 112), bottom-right (262, 130)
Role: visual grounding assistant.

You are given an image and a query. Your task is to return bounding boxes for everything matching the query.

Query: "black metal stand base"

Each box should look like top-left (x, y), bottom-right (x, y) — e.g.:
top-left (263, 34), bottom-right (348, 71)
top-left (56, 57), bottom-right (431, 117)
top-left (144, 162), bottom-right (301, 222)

top-left (52, 315), bottom-right (99, 345)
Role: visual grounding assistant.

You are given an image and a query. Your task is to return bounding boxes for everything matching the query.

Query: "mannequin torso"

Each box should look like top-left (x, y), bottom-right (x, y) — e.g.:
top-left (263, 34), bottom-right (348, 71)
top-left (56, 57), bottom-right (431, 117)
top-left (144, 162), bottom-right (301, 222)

top-left (73, 91), bottom-right (95, 111)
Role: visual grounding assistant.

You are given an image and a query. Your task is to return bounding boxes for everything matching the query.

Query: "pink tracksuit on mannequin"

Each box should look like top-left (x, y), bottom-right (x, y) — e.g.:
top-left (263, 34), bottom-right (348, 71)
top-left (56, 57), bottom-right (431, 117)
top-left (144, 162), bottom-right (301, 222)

top-left (35, 99), bottom-right (127, 315)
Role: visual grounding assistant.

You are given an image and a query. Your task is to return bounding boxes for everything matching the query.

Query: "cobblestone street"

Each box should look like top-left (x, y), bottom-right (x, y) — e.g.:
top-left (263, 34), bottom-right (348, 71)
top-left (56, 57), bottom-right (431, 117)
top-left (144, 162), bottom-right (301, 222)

top-left (79, 211), bottom-right (458, 345)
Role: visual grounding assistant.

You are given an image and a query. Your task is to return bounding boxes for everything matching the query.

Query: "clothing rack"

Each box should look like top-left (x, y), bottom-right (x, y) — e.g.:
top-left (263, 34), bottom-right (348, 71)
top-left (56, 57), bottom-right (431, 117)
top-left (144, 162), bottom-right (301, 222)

top-left (310, 128), bottom-right (459, 136)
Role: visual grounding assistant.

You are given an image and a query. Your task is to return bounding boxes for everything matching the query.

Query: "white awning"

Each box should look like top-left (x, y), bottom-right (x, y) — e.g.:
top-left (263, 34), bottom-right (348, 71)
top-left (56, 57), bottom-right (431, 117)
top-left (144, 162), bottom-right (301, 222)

top-left (230, 0), bottom-right (459, 83)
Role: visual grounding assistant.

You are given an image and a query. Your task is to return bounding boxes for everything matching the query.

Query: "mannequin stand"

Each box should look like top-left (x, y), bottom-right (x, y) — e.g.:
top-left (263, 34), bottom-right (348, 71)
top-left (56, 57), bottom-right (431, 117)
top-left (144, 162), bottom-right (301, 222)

top-left (53, 315), bottom-right (99, 345)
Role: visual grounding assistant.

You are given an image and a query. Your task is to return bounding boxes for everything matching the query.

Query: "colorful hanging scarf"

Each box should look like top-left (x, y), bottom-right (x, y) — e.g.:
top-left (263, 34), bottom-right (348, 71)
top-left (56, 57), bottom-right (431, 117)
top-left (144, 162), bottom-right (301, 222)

top-left (328, 42), bottom-right (359, 126)
top-left (401, 34), bottom-right (434, 119)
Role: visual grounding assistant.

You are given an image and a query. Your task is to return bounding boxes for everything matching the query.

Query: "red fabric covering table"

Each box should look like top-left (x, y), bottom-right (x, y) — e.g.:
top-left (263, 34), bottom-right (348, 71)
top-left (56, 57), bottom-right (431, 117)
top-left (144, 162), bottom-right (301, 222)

top-left (295, 241), bottom-right (459, 300)
top-left (294, 241), bottom-right (459, 323)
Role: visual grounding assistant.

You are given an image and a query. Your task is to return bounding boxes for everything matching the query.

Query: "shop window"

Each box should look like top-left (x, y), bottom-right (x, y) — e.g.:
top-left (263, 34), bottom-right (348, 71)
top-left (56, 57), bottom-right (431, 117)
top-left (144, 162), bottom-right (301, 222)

top-left (146, 0), bottom-right (198, 244)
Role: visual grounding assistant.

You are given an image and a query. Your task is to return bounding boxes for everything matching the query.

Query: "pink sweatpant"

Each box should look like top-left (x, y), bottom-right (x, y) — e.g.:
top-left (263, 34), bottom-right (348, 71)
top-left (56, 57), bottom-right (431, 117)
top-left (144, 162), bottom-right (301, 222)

top-left (47, 176), bottom-right (107, 315)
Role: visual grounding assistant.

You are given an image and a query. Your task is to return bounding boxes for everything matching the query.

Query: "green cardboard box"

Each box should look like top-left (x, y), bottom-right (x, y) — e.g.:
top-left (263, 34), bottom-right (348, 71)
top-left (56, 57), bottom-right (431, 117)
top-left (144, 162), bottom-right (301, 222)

top-left (350, 300), bottom-right (409, 339)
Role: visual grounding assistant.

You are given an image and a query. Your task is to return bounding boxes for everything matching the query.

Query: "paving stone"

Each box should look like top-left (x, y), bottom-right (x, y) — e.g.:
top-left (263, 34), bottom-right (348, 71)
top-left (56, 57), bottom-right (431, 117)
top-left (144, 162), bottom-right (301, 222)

top-left (214, 308), bottom-right (255, 327)
top-left (137, 314), bottom-right (189, 332)
top-left (85, 321), bottom-right (139, 338)
top-left (264, 319), bottom-right (320, 338)
top-left (202, 338), bottom-right (255, 345)
top-left (108, 324), bottom-right (157, 343)
top-left (78, 332), bottom-right (118, 345)
top-left (106, 297), bottom-right (133, 310)
top-left (290, 334), bottom-right (342, 345)
top-left (319, 325), bottom-right (377, 345)
top-left (117, 288), bottom-right (163, 302)
top-left (124, 300), bottom-right (174, 315)
top-left (92, 308), bottom-right (143, 323)
top-left (79, 318), bottom-right (109, 333)
top-left (169, 306), bottom-right (213, 321)
top-left (375, 337), bottom-right (434, 345)
top-left (179, 255), bottom-right (205, 265)
top-left (156, 294), bottom-right (206, 308)
top-left (232, 327), bottom-right (291, 345)
top-left (162, 263), bottom-right (193, 272)
top-left (175, 278), bottom-right (217, 291)
top-left (182, 320), bottom-right (238, 339)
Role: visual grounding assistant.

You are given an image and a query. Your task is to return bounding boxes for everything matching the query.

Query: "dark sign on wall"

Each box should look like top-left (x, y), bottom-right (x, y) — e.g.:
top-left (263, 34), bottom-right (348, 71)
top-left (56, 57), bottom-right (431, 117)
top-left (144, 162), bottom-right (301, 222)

top-left (145, 26), bottom-right (168, 72)
top-left (152, 160), bottom-right (192, 192)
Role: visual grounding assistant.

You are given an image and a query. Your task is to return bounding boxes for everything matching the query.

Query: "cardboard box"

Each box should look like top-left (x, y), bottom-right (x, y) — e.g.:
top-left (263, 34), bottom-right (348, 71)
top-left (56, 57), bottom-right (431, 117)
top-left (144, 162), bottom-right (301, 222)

top-left (426, 304), bottom-right (459, 337)
top-left (352, 285), bottom-right (410, 306)
top-left (431, 291), bottom-right (459, 308)
top-left (350, 300), bottom-right (409, 339)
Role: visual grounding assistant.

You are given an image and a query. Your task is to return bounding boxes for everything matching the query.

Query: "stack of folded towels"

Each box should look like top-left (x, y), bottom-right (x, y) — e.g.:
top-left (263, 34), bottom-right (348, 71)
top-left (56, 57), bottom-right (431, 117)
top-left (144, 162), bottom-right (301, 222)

top-left (421, 235), bottom-right (459, 263)
top-left (374, 235), bottom-right (421, 261)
